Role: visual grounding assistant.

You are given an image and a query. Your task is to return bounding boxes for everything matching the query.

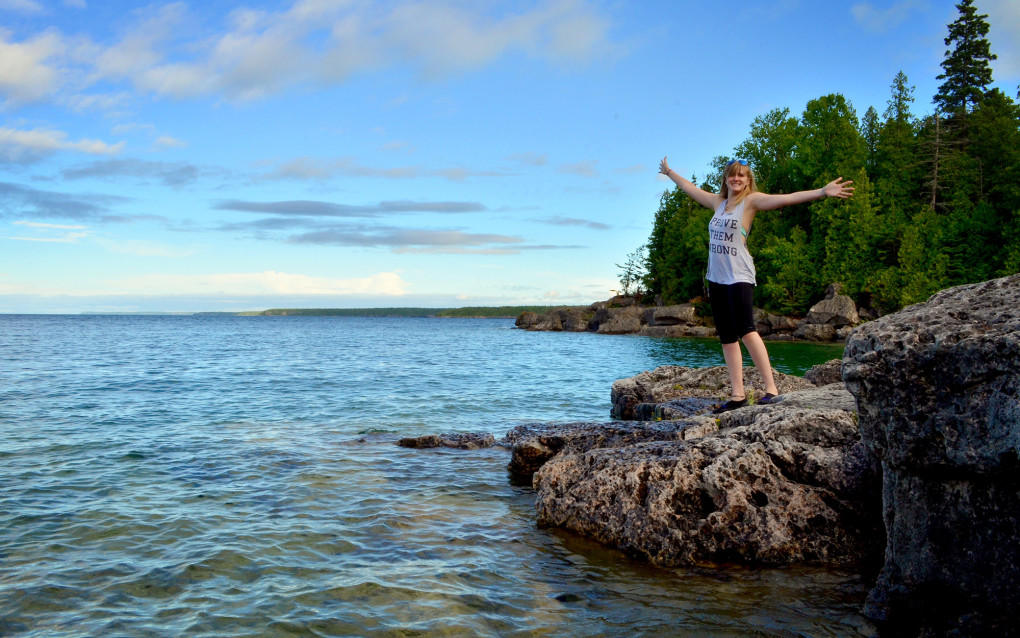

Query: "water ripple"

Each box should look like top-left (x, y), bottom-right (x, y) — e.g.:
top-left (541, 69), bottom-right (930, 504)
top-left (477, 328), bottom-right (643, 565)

top-left (0, 315), bottom-right (865, 637)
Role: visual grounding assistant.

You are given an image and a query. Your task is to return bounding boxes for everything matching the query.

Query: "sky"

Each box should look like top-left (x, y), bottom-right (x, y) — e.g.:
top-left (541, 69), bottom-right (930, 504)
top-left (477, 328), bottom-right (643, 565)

top-left (1, 0), bottom-right (1019, 313)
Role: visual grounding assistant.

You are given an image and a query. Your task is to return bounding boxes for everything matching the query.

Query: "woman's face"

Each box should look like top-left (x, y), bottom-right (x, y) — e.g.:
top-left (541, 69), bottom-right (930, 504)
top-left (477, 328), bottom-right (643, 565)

top-left (726, 166), bottom-right (751, 194)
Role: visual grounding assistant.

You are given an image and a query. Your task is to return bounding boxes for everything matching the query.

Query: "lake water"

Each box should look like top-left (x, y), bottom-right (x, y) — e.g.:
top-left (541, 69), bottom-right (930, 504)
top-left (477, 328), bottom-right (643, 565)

top-left (0, 315), bottom-right (872, 637)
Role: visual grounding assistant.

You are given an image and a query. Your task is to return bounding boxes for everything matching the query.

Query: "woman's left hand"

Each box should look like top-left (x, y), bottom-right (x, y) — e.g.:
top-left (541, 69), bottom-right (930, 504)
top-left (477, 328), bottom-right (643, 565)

top-left (823, 177), bottom-right (855, 199)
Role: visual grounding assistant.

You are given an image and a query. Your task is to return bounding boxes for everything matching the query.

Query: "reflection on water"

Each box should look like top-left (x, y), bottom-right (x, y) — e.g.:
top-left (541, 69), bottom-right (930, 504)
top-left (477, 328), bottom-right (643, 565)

top-left (0, 316), bottom-right (870, 637)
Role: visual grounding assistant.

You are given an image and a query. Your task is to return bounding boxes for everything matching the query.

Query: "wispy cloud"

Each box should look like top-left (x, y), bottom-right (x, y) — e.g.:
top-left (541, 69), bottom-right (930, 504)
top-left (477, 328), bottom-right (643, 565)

top-left (532, 215), bottom-right (610, 230)
top-left (0, 126), bottom-right (124, 163)
top-left (257, 156), bottom-right (508, 182)
top-left (0, 181), bottom-right (130, 221)
top-left (557, 160), bottom-right (598, 177)
top-left (93, 237), bottom-right (197, 258)
top-left (108, 270), bottom-right (410, 296)
top-left (0, 0), bottom-right (44, 14)
top-left (850, 1), bottom-right (926, 34)
top-left (0, 1), bottom-right (614, 107)
top-left (61, 158), bottom-right (223, 187)
top-left (215, 198), bottom-right (488, 217)
top-left (286, 227), bottom-right (523, 249)
top-left (7, 219), bottom-right (92, 243)
top-left (506, 152), bottom-right (548, 166)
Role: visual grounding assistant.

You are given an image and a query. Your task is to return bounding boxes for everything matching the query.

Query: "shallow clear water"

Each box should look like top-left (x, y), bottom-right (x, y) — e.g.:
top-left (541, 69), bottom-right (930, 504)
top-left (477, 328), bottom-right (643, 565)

top-left (0, 315), bottom-right (870, 637)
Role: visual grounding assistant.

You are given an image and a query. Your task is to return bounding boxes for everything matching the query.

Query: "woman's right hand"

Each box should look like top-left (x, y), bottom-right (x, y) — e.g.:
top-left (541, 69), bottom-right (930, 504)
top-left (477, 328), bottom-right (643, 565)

top-left (659, 156), bottom-right (671, 175)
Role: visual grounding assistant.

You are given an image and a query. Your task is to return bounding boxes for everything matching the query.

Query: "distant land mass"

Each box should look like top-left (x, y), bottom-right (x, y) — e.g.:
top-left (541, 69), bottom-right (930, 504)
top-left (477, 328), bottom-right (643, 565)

top-left (176, 306), bottom-right (562, 318)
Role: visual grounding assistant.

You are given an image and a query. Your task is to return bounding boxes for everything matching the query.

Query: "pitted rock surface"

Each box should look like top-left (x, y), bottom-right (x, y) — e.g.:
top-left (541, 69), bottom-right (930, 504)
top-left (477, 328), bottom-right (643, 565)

top-left (531, 384), bottom-right (880, 567)
top-left (610, 365), bottom-right (815, 420)
top-left (397, 433), bottom-right (496, 450)
top-left (843, 273), bottom-right (1020, 634)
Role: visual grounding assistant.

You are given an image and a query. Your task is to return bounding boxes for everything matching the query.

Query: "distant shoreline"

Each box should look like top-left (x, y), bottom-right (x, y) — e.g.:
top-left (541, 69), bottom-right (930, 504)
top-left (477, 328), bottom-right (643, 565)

top-left (72, 306), bottom-right (563, 319)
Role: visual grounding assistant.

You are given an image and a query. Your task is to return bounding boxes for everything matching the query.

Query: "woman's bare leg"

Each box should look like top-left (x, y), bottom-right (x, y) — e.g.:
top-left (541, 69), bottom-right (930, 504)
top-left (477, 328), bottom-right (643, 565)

top-left (721, 341), bottom-right (745, 399)
top-left (741, 331), bottom-right (779, 395)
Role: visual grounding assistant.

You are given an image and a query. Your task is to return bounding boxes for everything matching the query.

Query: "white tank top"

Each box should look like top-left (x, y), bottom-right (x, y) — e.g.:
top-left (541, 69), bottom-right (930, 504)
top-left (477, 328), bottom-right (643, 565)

top-left (706, 199), bottom-right (756, 285)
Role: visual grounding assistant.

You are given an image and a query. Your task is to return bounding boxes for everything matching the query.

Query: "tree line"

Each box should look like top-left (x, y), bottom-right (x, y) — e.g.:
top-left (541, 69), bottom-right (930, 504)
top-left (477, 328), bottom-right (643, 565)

top-left (639, 0), bottom-right (1019, 317)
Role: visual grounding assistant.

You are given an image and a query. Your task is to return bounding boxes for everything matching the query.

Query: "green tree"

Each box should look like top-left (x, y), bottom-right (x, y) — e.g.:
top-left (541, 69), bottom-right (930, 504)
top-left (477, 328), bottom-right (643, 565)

top-left (645, 181), bottom-right (714, 304)
top-left (934, 0), bottom-right (997, 114)
top-left (872, 72), bottom-right (922, 269)
top-left (862, 106), bottom-right (880, 178)
top-left (616, 246), bottom-right (648, 296)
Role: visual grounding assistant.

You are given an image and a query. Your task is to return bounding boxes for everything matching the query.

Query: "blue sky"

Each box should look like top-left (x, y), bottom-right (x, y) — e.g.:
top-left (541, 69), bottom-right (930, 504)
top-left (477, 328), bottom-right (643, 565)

top-left (1, 0), bottom-right (1018, 313)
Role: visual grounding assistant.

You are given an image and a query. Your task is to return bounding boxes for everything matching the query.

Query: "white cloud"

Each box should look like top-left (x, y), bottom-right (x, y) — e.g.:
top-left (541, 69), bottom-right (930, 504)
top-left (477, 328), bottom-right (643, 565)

top-left (0, 126), bottom-right (124, 161)
top-left (153, 135), bottom-right (187, 149)
top-left (14, 220), bottom-right (88, 229)
top-left (557, 160), bottom-right (598, 177)
top-left (93, 237), bottom-right (196, 257)
top-left (0, 0), bottom-right (44, 14)
top-left (0, 29), bottom-right (63, 104)
top-left (33, 0), bottom-right (613, 103)
top-left (985, 0), bottom-right (1020, 78)
top-left (7, 220), bottom-right (92, 242)
top-left (850, 1), bottom-right (925, 34)
top-left (108, 270), bottom-right (409, 296)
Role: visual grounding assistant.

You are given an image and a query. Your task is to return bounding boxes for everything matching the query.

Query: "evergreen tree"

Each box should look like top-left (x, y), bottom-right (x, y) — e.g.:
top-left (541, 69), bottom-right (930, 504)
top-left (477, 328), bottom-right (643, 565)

top-left (934, 0), bottom-right (996, 114)
top-left (645, 179), bottom-right (714, 303)
top-left (862, 106), bottom-right (880, 179)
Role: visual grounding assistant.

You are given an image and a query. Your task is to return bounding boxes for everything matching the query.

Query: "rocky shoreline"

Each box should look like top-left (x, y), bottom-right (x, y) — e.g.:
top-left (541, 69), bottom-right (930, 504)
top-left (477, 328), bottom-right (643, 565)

top-left (515, 284), bottom-right (865, 342)
top-left (401, 273), bottom-right (1020, 636)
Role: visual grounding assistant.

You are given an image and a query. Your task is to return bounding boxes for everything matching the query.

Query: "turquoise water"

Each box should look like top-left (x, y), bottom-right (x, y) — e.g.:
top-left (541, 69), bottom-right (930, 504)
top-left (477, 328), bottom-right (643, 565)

top-left (0, 315), bottom-right (867, 637)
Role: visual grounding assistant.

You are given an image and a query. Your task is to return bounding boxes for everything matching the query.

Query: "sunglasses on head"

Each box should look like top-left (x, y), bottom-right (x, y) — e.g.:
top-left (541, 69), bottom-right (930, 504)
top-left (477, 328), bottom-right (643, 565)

top-left (727, 159), bottom-right (749, 167)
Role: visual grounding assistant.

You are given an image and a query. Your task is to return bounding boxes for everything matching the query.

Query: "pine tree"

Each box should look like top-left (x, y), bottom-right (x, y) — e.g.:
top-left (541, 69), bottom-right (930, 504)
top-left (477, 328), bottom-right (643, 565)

top-left (934, 0), bottom-right (996, 114)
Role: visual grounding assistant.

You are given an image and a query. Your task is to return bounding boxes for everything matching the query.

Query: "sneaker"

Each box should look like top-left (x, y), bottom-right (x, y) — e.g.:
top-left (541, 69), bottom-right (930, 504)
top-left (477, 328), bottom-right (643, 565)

top-left (758, 392), bottom-right (779, 405)
top-left (712, 398), bottom-right (747, 414)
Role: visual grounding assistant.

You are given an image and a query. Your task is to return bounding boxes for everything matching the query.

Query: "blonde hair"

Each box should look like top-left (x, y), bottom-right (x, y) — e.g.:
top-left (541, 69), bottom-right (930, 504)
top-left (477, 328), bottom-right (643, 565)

top-left (719, 161), bottom-right (757, 205)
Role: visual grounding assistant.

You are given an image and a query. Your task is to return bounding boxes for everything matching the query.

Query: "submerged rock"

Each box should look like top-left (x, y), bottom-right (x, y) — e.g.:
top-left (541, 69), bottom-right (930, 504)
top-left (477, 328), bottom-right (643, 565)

top-left (843, 273), bottom-right (1020, 635)
top-left (397, 433), bottom-right (496, 450)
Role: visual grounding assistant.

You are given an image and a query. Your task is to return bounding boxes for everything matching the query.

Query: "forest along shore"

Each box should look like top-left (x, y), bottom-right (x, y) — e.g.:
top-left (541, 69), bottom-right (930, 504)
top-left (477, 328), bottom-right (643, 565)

top-left (515, 285), bottom-right (862, 343)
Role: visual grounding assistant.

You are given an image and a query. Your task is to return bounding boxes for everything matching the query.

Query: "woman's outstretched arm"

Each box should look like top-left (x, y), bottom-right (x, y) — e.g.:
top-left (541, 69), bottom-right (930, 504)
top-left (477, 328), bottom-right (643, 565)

top-left (659, 156), bottom-right (724, 211)
top-left (749, 177), bottom-right (854, 212)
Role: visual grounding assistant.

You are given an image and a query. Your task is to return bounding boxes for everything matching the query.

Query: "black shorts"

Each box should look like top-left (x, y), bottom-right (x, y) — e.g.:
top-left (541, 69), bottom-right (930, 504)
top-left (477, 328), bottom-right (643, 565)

top-left (708, 281), bottom-right (756, 344)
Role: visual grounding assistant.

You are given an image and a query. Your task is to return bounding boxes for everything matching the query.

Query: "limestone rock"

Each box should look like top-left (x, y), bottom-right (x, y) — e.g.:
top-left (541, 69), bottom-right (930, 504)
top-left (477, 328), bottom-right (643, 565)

top-left (593, 306), bottom-right (644, 335)
top-left (643, 304), bottom-right (698, 326)
top-left (804, 359), bottom-right (843, 387)
top-left (515, 311), bottom-right (539, 329)
top-left (531, 384), bottom-right (881, 566)
top-left (610, 365), bottom-right (815, 420)
top-left (793, 322), bottom-right (838, 341)
top-left (755, 309), bottom-right (800, 337)
top-left (843, 273), bottom-right (1020, 634)
top-left (505, 420), bottom-right (716, 483)
top-left (397, 432), bottom-right (496, 450)
top-left (805, 294), bottom-right (860, 327)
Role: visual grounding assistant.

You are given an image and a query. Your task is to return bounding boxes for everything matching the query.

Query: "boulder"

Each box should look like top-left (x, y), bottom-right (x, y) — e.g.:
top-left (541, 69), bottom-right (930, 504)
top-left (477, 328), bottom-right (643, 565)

top-left (609, 365), bottom-right (815, 420)
top-left (558, 307), bottom-right (591, 332)
top-left (515, 311), bottom-right (539, 329)
top-left (397, 433), bottom-right (496, 449)
top-left (843, 273), bottom-right (1020, 635)
top-left (530, 384), bottom-right (882, 566)
top-left (593, 306), bottom-right (644, 335)
top-left (793, 322), bottom-right (838, 341)
top-left (754, 309), bottom-right (799, 337)
top-left (643, 304), bottom-right (698, 326)
top-left (804, 359), bottom-right (843, 387)
top-left (805, 294), bottom-right (860, 327)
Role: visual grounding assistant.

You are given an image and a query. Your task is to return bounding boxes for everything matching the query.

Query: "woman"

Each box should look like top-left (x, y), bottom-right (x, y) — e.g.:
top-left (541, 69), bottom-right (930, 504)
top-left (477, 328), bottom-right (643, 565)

top-left (658, 156), bottom-right (854, 413)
